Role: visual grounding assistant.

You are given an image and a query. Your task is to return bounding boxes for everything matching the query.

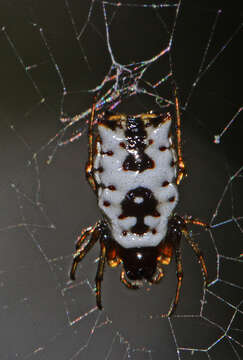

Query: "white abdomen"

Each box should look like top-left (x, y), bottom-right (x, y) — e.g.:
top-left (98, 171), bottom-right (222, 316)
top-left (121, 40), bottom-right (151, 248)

top-left (94, 114), bottom-right (178, 249)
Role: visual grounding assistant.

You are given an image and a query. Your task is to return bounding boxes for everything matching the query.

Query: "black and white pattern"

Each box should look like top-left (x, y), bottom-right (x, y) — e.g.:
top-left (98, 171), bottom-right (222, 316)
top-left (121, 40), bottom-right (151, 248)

top-left (94, 113), bottom-right (178, 248)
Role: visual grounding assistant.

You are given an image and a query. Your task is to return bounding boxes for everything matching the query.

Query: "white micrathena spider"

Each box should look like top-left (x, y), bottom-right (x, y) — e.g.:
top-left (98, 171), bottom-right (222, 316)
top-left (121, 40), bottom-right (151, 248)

top-left (70, 90), bottom-right (209, 316)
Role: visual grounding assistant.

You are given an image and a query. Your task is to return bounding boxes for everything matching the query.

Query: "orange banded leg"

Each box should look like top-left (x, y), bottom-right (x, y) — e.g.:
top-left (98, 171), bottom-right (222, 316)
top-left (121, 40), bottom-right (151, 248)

top-left (182, 215), bottom-right (208, 285)
top-left (70, 223), bottom-right (100, 280)
top-left (107, 246), bottom-right (121, 268)
top-left (95, 242), bottom-right (106, 309)
top-left (120, 268), bottom-right (139, 289)
top-left (86, 98), bottom-right (97, 193)
top-left (183, 215), bottom-right (209, 229)
top-left (174, 86), bottom-right (186, 185)
top-left (151, 264), bottom-right (164, 284)
top-left (158, 240), bottom-right (173, 265)
top-left (182, 228), bottom-right (208, 287)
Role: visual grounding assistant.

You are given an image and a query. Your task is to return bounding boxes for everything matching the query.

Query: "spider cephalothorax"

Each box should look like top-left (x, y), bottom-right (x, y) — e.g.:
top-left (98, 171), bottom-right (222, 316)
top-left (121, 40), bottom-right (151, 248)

top-left (70, 105), bottom-right (209, 316)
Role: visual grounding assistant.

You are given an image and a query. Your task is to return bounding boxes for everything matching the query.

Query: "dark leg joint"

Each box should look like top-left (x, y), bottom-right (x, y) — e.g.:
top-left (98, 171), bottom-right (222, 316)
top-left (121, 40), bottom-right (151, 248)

top-left (176, 271), bottom-right (183, 280)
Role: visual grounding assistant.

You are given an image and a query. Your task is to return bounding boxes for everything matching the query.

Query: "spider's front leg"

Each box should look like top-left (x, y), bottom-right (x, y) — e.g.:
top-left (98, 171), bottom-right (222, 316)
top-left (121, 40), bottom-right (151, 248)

top-left (86, 99), bottom-right (98, 193)
top-left (95, 241), bottom-right (106, 309)
top-left (174, 86), bottom-right (186, 185)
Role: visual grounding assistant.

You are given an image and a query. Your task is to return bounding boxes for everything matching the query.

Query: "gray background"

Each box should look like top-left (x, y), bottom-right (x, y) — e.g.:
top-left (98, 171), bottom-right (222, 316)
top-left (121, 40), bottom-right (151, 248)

top-left (0, 0), bottom-right (242, 359)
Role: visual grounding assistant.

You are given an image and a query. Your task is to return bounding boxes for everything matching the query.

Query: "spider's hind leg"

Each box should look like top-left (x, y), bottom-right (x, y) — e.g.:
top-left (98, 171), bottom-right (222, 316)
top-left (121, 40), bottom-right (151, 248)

top-left (86, 99), bottom-right (98, 193)
top-left (182, 215), bottom-right (209, 286)
top-left (70, 222), bottom-right (101, 280)
top-left (167, 239), bottom-right (183, 317)
top-left (95, 241), bottom-right (106, 310)
top-left (182, 227), bottom-right (208, 287)
top-left (159, 216), bottom-right (184, 317)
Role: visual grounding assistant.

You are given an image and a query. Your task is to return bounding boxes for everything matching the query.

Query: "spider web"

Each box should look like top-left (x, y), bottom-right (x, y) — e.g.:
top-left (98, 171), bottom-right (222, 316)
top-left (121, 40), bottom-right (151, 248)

top-left (0, 0), bottom-right (242, 359)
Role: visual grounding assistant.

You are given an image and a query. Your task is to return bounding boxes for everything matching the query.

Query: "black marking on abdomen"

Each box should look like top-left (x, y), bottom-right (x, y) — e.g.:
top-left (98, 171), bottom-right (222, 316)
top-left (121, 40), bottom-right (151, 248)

top-left (95, 166), bottom-right (104, 173)
top-left (159, 146), bottom-right (167, 151)
top-left (122, 117), bottom-right (154, 173)
top-left (103, 201), bottom-right (111, 207)
top-left (108, 185), bottom-right (116, 191)
top-left (162, 180), bottom-right (169, 187)
top-left (120, 187), bottom-right (158, 235)
top-left (101, 150), bottom-right (114, 156)
top-left (123, 154), bottom-right (154, 172)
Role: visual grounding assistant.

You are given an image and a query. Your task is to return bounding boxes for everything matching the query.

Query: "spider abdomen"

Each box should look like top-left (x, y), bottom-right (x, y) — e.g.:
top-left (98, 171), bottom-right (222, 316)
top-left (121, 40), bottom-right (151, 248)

top-left (94, 113), bottom-right (179, 249)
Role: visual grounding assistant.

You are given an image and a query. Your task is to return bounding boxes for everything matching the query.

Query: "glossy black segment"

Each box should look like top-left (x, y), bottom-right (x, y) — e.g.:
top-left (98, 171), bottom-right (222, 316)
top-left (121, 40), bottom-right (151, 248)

top-left (120, 246), bottom-right (157, 281)
top-left (165, 215), bottom-right (186, 245)
top-left (126, 117), bottom-right (146, 138)
top-left (120, 187), bottom-right (158, 235)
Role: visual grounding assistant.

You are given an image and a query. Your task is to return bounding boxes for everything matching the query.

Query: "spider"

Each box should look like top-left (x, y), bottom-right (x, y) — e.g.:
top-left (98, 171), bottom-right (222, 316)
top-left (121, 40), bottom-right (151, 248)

top-left (70, 91), bottom-right (209, 316)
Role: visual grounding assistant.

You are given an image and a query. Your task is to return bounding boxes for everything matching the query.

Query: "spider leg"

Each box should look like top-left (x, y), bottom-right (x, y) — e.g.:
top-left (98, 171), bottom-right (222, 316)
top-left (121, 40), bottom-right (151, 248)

top-left (182, 228), bottom-right (208, 287)
top-left (86, 99), bottom-right (97, 193)
top-left (70, 223), bottom-right (100, 280)
top-left (167, 243), bottom-right (183, 317)
top-left (183, 215), bottom-right (209, 229)
top-left (150, 264), bottom-right (164, 284)
top-left (95, 241), bottom-right (106, 310)
top-left (120, 268), bottom-right (139, 289)
top-left (174, 86), bottom-right (186, 185)
top-left (158, 240), bottom-right (173, 265)
top-left (107, 244), bottom-right (121, 268)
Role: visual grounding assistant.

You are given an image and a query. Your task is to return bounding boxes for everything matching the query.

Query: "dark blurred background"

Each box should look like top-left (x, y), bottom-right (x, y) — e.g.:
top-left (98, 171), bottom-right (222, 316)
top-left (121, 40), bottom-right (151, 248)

top-left (0, 1), bottom-right (242, 359)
